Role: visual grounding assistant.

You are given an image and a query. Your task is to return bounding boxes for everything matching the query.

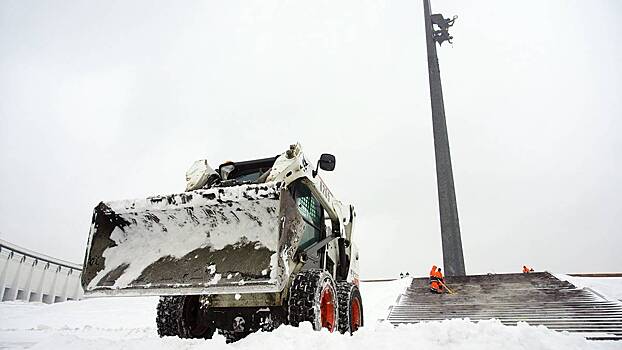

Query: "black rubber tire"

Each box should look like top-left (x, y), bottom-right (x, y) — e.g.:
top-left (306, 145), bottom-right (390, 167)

top-left (219, 329), bottom-right (250, 343)
top-left (336, 282), bottom-right (364, 334)
top-left (179, 295), bottom-right (215, 339)
top-left (156, 296), bottom-right (184, 337)
top-left (156, 295), bottom-right (215, 339)
top-left (288, 269), bottom-right (338, 331)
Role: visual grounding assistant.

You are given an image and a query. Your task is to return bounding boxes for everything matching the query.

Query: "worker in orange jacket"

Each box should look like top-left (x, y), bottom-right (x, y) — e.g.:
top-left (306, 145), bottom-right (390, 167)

top-left (429, 265), bottom-right (439, 293)
top-left (434, 268), bottom-right (445, 293)
top-left (429, 265), bottom-right (445, 293)
top-left (523, 265), bottom-right (534, 273)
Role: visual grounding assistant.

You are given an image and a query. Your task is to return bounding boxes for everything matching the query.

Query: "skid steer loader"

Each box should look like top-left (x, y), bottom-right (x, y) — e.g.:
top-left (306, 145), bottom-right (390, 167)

top-left (81, 144), bottom-right (362, 341)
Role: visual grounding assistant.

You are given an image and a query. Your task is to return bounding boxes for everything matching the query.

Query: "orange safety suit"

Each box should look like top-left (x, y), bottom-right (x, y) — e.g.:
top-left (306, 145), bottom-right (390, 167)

top-left (523, 266), bottom-right (530, 273)
top-left (429, 265), bottom-right (444, 293)
top-left (434, 269), bottom-right (445, 293)
top-left (429, 265), bottom-right (439, 292)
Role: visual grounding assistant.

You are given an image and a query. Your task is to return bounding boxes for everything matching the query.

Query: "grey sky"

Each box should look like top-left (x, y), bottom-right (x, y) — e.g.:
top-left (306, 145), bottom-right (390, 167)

top-left (1, 0), bottom-right (621, 278)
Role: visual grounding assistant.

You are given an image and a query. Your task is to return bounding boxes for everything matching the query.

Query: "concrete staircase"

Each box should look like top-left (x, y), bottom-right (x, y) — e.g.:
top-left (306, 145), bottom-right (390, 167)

top-left (387, 272), bottom-right (622, 340)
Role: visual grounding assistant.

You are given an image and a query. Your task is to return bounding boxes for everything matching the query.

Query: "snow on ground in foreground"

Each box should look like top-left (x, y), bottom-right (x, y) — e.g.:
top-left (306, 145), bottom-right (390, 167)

top-left (1, 279), bottom-right (620, 350)
top-left (555, 274), bottom-right (622, 301)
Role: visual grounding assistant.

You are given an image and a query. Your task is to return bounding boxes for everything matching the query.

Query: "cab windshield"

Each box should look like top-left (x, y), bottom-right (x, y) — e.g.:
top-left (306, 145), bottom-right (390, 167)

top-left (219, 156), bottom-right (277, 183)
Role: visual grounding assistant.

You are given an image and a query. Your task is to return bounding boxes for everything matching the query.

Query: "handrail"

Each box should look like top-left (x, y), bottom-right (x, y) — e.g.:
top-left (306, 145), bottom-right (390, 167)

top-left (0, 238), bottom-right (82, 271)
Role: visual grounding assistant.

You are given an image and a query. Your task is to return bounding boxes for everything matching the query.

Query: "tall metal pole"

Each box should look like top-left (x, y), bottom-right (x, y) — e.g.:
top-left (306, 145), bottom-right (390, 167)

top-left (423, 0), bottom-right (465, 276)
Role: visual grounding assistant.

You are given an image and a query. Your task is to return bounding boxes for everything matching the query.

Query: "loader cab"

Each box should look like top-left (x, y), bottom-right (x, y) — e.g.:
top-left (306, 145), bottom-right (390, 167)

top-left (290, 179), bottom-right (343, 277)
top-left (218, 156), bottom-right (277, 184)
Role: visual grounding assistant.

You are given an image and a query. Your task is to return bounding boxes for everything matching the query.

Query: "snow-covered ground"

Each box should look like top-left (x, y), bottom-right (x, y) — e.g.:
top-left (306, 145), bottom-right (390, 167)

top-left (1, 278), bottom-right (620, 350)
top-left (555, 274), bottom-right (622, 301)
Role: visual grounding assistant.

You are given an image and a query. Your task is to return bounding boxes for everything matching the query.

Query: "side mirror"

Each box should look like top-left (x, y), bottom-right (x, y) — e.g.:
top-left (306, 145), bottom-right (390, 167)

top-left (313, 153), bottom-right (336, 177)
top-left (319, 153), bottom-right (336, 171)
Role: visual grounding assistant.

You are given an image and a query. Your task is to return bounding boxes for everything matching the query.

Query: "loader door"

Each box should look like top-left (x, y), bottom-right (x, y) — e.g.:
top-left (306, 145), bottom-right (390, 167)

top-left (292, 181), bottom-right (325, 251)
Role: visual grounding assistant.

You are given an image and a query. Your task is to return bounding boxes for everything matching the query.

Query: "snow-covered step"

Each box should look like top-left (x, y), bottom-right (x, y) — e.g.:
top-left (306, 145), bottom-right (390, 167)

top-left (387, 272), bottom-right (622, 341)
top-left (390, 311), bottom-right (622, 316)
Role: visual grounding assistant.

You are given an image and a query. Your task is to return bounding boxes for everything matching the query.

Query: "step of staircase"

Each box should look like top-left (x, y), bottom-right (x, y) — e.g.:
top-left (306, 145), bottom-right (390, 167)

top-left (386, 272), bottom-right (622, 340)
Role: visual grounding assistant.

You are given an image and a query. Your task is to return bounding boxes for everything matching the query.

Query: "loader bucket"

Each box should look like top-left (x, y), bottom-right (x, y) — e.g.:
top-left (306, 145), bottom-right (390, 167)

top-left (82, 182), bottom-right (301, 297)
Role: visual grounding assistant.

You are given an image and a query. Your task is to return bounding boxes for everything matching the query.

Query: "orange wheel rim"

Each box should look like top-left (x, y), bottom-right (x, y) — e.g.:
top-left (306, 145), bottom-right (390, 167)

top-left (320, 285), bottom-right (335, 332)
top-left (351, 298), bottom-right (361, 331)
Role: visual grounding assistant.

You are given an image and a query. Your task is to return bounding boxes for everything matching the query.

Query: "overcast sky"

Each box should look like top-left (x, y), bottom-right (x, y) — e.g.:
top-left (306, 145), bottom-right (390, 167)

top-left (1, 0), bottom-right (621, 278)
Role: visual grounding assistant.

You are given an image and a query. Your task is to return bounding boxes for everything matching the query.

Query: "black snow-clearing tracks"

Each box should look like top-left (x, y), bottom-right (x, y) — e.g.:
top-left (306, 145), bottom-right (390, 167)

top-left (336, 281), bottom-right (364, 334)
top-left (288, 269), bottom-right (338, 331)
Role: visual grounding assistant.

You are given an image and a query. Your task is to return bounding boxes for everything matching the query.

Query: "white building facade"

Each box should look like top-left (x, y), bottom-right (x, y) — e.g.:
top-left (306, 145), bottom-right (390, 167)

top-left (0, 238), bottom-right (83, 303)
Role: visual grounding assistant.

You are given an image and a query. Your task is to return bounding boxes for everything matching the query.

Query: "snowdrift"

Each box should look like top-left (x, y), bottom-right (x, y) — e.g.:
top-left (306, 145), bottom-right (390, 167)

top-left (1, 279), bottom-right (620, 350)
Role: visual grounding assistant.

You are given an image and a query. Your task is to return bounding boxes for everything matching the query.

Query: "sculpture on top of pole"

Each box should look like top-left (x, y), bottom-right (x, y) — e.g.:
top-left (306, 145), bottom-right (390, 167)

top-left (423, 0), bottom-right (466, 276)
